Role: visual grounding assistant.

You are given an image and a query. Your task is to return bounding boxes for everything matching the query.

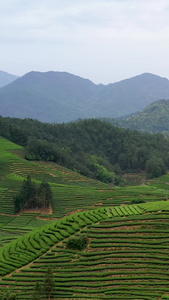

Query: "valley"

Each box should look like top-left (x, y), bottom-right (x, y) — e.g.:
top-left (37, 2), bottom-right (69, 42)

top-left (1, 71), bottom-right (169, 299)
top-left (2, 0), bottom-right (169, 298)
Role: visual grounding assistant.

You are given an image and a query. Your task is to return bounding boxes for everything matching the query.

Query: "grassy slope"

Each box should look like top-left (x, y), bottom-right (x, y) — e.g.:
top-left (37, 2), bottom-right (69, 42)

top-left (2, 137), bottom-right (169, 298)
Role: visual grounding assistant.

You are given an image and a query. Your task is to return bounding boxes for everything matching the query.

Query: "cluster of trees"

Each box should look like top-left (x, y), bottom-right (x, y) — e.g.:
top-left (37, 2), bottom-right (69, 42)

top-left (14, 175), bottom-right (53, 213)
top-left (66, 234), bottom-right (89, 251)
top-left (1, 116), bottom-right (169, 181)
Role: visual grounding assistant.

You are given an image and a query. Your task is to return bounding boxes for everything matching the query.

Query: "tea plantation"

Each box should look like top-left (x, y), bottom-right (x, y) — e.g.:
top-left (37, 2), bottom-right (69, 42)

top-left (1, 202), bottom-right (169, 299)
top-left (1, 136), bottom-right (169, 299)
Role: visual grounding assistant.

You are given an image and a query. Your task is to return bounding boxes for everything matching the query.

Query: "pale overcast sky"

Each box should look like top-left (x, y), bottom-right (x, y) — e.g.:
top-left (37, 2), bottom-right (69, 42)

top-left (1, 0), bottom-right (169, 84)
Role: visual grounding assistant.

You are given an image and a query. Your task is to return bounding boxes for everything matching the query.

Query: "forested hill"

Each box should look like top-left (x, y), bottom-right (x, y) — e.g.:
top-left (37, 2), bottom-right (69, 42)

top-left (1, 71), bottom-right (169, 122)
top-left (1, 116), bottom-right (169, 182)
top-left (101, 99), bottom-right (169, 134)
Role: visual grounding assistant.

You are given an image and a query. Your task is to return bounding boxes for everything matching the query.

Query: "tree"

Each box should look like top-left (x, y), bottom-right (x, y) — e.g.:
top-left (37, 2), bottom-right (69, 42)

top-left (66, 234), bottom-right (89, 251)
top-left (22, 175), bottom-right (37, 209)
top-left (14, 176), bottom-right (53, 213)
top-left (118, 153), bottom-right (128, 171)
top-left (14, 175), bottom-right (37, 213)
top-left (44, 267), bottom-right (54, 300)
top-left (38, 181), bottom-right (53, 209)
top-left (145, 157), bottom-right (166, 179)
top-left (14, 194), bottom-right (23, 214)
top-left (32, 282), bottom-right (44, 300)
top-left (9, 125), bottom-right (27, 146)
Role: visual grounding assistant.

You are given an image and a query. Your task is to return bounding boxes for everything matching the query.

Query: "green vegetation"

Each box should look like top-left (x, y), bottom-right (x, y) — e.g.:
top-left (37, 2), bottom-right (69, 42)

top-left (0, 291), bottom-right (17, 300)
top-left (0, 290), bottom-right (17, 299)
top-left (101, 99), bottom-right (169, 135)
top-left (44, 267), bottom-right (54, 299)
top-left (1, 116), bottom-right (169, 181)
top-left (2, 118), bottom-right (169, 299)
top-left (66, 234), bottom-right (89, 251)
top-left (145, 156), bottom-right (166, 179)
top-left (0, 202), bottom-right (169, 299)
top-left (90, 155), bottom-right (122, 184)
top-left (32, 282), bottom-right (44, 300)
top-left (14, 175), bottom-right (53, 213)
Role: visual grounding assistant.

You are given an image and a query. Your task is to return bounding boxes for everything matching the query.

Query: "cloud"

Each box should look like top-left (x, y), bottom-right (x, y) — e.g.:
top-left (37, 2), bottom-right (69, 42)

top-left (1, 0), bottom-right (169, 83)
top-left (1, 0), bottom-right (169, 43)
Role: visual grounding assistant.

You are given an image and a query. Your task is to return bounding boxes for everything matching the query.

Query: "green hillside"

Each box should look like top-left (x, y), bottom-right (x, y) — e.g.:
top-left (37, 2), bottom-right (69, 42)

top-left (1, 136), bottom-right (167, 220)
top-left (2, 136), bottom-right (169, 299)
top-left (0, 136), bottom-right (109, 217)
top-left (102, 99), bottom-right (169, 134)
top-left (1, 201), bottom-right (169, 299)
top-left (1, 117), bottom-right (169, 182)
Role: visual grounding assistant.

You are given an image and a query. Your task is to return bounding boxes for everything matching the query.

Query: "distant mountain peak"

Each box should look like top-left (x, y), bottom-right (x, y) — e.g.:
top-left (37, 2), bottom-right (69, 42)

top-left (1, 71), bottom-right (169, 123)
top-left (134, 72), bottom-right (169, 81)
top-left (0, 70), bottom-right (19, 88)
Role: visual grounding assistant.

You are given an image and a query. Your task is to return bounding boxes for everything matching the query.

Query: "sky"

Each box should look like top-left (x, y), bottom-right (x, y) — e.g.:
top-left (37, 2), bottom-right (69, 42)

top-left (1, 0), bottom-right (169, 84)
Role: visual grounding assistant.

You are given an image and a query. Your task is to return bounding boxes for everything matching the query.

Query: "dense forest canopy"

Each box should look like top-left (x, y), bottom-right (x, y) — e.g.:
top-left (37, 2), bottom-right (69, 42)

top-left (0, 116), bottom-right (169, 182)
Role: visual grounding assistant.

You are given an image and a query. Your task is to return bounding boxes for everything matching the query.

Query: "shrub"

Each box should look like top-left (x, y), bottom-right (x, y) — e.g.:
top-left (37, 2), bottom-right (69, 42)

top-left (66, 234), bottom-right (89, 251)
top-left (0, 290), bottom-right (17, 300)
top-left (131, 199), bottom-right (146, 204)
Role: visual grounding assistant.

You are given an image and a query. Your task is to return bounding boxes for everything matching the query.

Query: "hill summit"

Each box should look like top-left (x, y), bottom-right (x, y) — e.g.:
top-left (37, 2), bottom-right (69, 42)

top-left (1, 71), bottom-right (169, 123)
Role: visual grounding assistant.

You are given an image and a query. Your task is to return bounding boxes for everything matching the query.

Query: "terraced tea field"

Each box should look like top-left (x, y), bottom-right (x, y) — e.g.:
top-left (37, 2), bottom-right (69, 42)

top-left (0, 201), bottom-right (169, 299)
top-left (2, 136), bottom-right (169, 299)
top-left (0, 136), bottom-right (167, 220)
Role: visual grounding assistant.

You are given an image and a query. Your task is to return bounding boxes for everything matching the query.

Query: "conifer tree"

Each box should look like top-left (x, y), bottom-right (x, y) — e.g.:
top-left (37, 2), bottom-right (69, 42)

top-left (14, 177), bottom-right (53, 213)
top-left (32, 282), bottom-right (44, 300)
top-left (14, 175), bottom-right (37, 213)
top-left (44, 267), bottom-right (54, 300)
top-left (38, 181), bottom-right (53, 209)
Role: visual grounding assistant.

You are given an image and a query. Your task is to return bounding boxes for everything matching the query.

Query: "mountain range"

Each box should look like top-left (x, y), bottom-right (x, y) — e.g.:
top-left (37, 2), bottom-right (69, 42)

top-left (1, 71), bottom-right (169, 123)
